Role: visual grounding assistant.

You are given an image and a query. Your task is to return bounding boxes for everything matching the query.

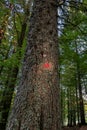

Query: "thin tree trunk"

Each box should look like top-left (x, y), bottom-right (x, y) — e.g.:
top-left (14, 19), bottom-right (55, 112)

top-left (75, 76), bottom-right (80, 124)
top-left (6, 1), bottom-right (61, 130)
top-left (69, 89), bottom-right (73, 127)
top-left (61, 90), bottom-right (64, 126)
top-left (75, 41), bottom-right (85, 125)
top-left (78, 74), bottom-right (85, 125)
top-left (67, 89), bottom-right (70, 126)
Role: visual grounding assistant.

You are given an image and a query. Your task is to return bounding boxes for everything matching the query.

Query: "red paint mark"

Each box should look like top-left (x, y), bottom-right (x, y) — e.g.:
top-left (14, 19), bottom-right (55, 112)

top-left (42, 62), bottom-right (52, 70)
top-left (37, 62), bottom-right (53, 74)
top-left (43, 63), bottom-right (50, 68)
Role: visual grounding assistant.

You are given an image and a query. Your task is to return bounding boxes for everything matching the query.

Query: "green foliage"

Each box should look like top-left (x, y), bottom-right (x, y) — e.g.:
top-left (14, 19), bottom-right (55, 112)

top-left (59, 1), bottom-right (87, 125)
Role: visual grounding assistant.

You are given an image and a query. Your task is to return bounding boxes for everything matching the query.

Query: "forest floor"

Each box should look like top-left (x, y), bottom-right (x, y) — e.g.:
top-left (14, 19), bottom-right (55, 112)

top-left (63, 125), bottom-right (87, 130)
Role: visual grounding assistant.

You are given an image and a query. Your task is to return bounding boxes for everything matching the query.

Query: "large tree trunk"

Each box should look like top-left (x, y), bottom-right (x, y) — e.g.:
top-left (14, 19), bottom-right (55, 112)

top-left (6, 1), bottom-right (61, 130)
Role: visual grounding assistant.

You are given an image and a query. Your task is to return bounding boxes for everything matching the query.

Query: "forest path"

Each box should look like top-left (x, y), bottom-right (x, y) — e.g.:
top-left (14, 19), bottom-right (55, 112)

top-left (63, 125), bottom-right (87, 130)
top-left (79, 126), bottom-right (87, 130)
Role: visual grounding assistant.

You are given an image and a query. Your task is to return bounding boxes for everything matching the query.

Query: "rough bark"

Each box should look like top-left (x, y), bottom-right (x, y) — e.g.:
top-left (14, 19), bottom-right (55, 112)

top-left (6, 0), bottom-right (61, 130)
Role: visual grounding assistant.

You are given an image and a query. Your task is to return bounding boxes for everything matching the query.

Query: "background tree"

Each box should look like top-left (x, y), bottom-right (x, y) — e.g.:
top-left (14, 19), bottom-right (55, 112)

top-left (0, 0), bottom-right (32, 129)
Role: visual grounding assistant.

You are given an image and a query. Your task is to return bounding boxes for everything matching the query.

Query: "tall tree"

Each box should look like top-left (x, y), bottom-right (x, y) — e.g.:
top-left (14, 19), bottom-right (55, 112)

top-left (0, 1), bottom-right (31, 129)
top-left (0, 1), bottom-right (32, 129)
top-left (6, 0), bottom-right (61, 130)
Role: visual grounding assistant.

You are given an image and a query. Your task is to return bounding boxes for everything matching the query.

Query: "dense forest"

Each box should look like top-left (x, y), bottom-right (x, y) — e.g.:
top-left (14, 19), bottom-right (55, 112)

top-left (0, 0), bottom-right (87, 130)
